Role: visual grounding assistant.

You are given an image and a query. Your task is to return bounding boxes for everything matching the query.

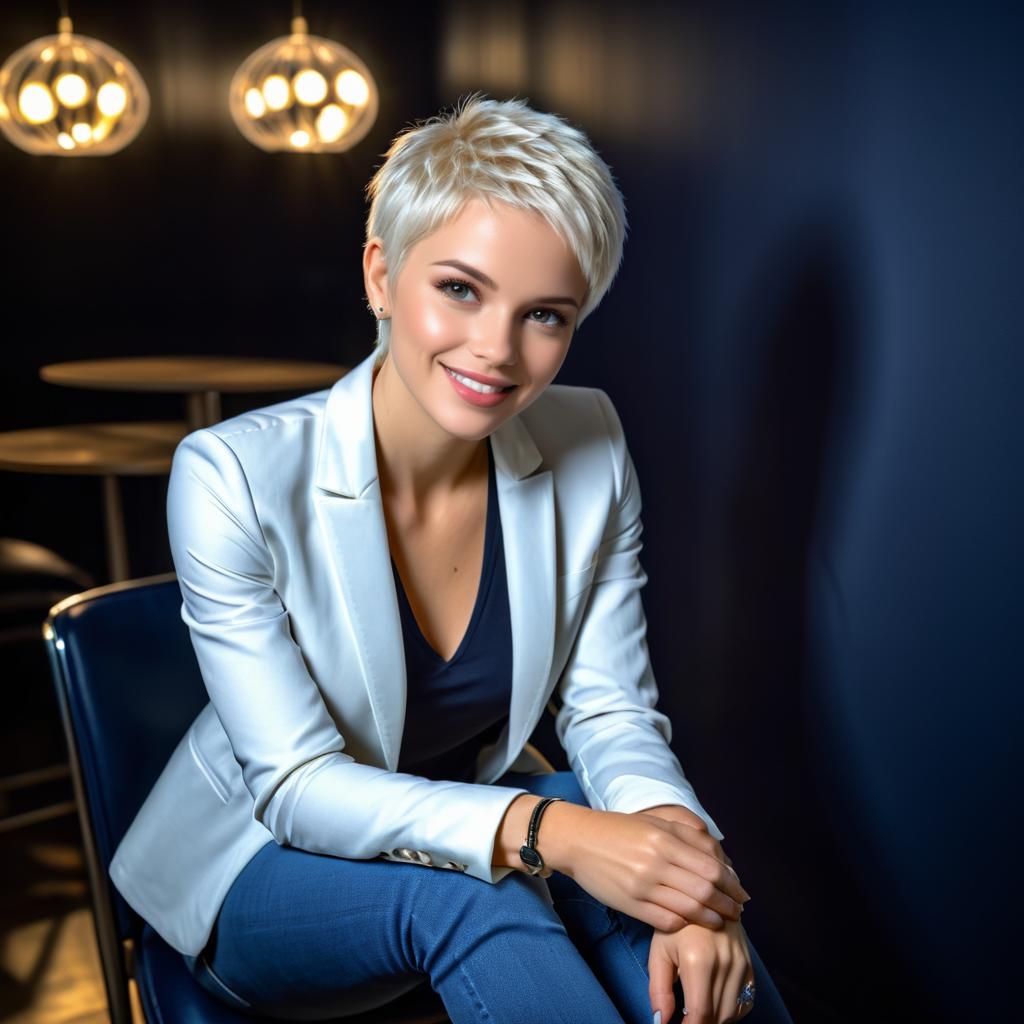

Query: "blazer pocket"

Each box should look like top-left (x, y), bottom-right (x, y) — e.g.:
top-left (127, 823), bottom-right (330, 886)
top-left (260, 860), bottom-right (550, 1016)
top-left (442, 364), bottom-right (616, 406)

top-left (187, 709), bottom-right (237, 805)
top-left (557, 558), bottom-right (597, 603)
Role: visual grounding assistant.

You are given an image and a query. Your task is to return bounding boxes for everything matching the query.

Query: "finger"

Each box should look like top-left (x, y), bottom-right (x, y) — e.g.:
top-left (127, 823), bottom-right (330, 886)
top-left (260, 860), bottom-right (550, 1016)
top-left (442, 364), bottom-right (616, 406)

top-left (648, 940), bottom-right (678, 1024)
top-left (678, 949), bottom-right (716, 1024)
top-left (715, 952), bottom-right (743, 1024)
top-left (659, 827), bottom-right (749, 901)
top-left (671, 822), bottom-right (731, 872)
top-left (665, 827), bottom-right (752, 905)
top-left (629, 895), bottom-right (695, 934)
top-left (716, 844), bottom-right (736, 874)
top-left (729, 931), bottom-right (756, 1021)
top-left (649, 882), bottom-right (727, 930)
top-left (729, 972), bottom-right (757, 1022)
top-left (647, 817), bottom-right (733, 876)
top-left (658, 863), bottom-right (745, 924)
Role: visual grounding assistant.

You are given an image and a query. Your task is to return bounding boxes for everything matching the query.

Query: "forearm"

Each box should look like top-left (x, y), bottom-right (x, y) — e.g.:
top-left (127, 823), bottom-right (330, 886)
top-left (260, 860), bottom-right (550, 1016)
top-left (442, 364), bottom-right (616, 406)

top-left (491, 792), bottom-right (591, 876)
top-left (262, 756), bottom-right (533, 882)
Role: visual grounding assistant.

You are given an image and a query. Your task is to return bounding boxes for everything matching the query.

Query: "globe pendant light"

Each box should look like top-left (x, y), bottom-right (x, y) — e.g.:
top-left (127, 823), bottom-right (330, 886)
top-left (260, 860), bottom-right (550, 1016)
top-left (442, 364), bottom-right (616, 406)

top-left (0, 14), bottom-right (148, 156)
top-left (229, 12), bottom-right (378, 153)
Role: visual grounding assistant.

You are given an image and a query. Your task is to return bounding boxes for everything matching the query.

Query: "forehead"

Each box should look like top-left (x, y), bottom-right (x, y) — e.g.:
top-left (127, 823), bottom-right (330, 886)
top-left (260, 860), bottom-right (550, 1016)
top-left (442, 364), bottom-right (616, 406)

top-left (412, 198), bottom-right (584, 285)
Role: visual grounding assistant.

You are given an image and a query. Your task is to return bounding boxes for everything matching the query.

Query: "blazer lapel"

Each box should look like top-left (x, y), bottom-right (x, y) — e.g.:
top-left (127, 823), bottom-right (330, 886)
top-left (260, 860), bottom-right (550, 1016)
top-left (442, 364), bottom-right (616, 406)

top-left (312, 350), bottom-right (556, 777)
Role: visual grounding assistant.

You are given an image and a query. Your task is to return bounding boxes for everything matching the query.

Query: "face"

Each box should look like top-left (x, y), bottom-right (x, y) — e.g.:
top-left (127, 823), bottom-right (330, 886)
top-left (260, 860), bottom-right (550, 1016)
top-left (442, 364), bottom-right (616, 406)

top-left (364, 196), bottom-right (589, 441)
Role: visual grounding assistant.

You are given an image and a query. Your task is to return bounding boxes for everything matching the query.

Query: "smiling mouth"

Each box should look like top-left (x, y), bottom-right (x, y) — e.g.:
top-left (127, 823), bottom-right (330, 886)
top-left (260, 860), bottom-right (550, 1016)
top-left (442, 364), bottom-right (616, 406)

top-left (441, 364), bottom-right (517, 393)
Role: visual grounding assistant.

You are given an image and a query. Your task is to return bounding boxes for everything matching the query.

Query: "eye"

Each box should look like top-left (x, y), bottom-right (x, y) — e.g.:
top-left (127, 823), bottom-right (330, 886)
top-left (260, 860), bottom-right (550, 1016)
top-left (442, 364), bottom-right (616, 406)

top-left (435, 277), bottom-right (570, 329)
top-left (436, 277), bottom-right (478, 302)
top-left (528, 308), bottom-right (569, 328)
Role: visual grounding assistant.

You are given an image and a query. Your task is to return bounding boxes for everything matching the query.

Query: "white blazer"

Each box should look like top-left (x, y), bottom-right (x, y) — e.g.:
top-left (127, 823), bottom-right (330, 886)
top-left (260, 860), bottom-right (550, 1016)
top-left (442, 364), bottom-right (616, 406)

top-left (109, 346), bottom-right (724, 975)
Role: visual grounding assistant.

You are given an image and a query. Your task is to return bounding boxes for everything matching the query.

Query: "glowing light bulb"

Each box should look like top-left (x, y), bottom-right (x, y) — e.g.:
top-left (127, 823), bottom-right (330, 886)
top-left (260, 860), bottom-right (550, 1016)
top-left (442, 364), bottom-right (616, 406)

top-left (71, 122), bottom-right (92, 143)
top-left (57, 132), bottom-right (74, 149)
top-left (18, 81), bottom-right (56, 123)
top-left (262, 74), bottom-right (290, 111)
top-left (244, 87), bottom-right (266, 118)
top-left (316, 103), bottom-right (346, 143)
top-left (96, 81), bottom-right (127, 117)
top-left (335, 69), bottom-right (368, 106)
top-left (293, 68), bottom-right (327, 105)
top-left (55, 72), bottom-right (89, 107)
top-left (290, 129), bottom-right (310, 148)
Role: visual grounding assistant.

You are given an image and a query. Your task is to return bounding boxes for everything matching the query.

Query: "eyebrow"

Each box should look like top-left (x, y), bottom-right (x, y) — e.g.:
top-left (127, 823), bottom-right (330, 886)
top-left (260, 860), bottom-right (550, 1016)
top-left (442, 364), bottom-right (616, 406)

top-left (430, 259), bottom-right (580, 308)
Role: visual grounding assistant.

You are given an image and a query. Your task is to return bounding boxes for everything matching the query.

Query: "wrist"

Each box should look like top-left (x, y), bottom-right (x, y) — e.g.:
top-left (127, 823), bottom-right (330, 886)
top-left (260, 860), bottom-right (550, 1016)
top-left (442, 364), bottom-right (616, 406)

top-left (493, 793), bottom-right (589, 876)
top-left (634, 803), bottom-right (709, 832)
top-left (534, 799), bottom-right (588, 876)
top-left (635, 803), bottom-right (686, 818)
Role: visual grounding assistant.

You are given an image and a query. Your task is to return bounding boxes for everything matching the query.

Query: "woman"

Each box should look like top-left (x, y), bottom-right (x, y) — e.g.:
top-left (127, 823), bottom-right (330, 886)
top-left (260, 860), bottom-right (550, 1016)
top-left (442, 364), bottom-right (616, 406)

top-left (109, 94), bottom-right (794, 1024)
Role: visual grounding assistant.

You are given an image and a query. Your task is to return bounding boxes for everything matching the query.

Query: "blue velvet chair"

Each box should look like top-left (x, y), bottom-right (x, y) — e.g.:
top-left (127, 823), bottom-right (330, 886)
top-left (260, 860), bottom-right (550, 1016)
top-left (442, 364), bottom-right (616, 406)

top-left (42, 573), bottom-right (451, 1024)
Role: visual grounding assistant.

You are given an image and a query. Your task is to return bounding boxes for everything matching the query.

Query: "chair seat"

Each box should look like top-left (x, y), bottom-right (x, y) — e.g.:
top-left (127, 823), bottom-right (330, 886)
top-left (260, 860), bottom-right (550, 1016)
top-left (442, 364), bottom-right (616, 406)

top-left (134, 922), bottom-right (450, 1024)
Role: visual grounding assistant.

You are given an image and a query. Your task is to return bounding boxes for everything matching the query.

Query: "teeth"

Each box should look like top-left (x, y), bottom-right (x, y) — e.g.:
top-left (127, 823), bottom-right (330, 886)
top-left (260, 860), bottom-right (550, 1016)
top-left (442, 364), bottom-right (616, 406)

top-left (447, 367), bottom-right (506, 394)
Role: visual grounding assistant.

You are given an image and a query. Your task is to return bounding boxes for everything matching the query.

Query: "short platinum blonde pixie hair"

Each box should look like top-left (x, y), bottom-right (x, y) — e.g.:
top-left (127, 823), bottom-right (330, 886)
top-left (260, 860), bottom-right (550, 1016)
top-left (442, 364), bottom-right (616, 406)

top-left (363, 91), bottom-right (628, 366)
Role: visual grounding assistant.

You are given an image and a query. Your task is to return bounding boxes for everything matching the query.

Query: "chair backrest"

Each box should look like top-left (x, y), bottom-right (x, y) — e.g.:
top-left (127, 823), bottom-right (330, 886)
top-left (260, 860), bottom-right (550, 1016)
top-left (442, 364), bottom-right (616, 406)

top-left (42, 572), bottom-right (205, 1017)
top-left (43, 573), bottom-right (454, 1024)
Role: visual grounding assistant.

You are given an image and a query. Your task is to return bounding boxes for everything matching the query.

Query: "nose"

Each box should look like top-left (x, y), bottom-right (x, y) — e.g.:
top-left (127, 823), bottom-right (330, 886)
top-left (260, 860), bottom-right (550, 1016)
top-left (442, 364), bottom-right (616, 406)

top-left (467, 310), bottom-right (519, 369)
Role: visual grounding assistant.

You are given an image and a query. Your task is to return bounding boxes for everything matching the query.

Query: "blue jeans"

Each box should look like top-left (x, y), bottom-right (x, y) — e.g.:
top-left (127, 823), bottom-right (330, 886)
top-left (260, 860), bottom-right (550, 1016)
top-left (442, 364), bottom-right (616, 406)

top-left (181, 770), bottom-right (793, 1023)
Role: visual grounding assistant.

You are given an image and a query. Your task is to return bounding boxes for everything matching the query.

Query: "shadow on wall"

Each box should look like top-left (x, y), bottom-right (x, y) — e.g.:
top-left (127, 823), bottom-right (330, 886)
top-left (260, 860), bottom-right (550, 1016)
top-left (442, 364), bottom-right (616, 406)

top-left (686, 214), bottom-right (930, 1020)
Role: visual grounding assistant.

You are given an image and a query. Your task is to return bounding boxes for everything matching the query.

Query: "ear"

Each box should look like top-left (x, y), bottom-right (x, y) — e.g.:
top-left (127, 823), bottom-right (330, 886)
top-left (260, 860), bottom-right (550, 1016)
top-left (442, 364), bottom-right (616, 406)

top-left (363, 237), bottom-right (390, 311)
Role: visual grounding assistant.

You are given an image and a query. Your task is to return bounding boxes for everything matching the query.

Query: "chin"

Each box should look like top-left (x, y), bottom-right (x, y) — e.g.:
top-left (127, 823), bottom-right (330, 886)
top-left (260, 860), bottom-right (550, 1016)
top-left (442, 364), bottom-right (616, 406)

top-left (430, 402), bottom-right (508, 440)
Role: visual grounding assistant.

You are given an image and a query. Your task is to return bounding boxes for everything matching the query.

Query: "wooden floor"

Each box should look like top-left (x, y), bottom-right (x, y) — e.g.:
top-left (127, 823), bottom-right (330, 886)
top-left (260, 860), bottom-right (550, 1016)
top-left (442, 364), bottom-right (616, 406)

top-left (0, 810), bottom-right (142, 1023)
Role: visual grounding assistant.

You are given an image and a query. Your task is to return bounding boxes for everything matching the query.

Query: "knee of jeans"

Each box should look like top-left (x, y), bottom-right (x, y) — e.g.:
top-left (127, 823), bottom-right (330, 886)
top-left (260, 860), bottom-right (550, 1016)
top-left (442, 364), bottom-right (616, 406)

top-left (461, 868), bottom-right (557, 923)
top-left (418, 869), bottom-right (559, 960)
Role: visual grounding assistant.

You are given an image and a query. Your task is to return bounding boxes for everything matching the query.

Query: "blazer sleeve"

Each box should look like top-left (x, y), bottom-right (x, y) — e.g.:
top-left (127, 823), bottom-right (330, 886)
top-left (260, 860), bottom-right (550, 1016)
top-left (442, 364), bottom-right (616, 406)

top-left (553, 389), bottom-right (725, 841)
top-left (166, 428), bottom-right (531, 883)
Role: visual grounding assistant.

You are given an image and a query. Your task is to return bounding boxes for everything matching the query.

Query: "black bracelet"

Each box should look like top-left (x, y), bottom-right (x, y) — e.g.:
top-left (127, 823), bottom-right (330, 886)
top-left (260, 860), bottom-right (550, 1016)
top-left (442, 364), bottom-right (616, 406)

top-left (519, 796), bottom-right (565, 877)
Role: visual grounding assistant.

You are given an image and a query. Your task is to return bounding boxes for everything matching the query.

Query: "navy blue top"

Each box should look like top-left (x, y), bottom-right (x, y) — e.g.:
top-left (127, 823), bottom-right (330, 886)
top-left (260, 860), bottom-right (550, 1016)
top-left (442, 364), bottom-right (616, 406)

top-left (393, 437), bottom-right (513, 783)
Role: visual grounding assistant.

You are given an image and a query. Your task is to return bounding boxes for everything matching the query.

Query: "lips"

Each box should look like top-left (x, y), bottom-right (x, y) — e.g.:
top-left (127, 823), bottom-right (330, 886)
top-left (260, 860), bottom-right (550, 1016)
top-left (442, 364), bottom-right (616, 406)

top-left (442, 364), bottom-right (516, 407)
top-left (441, 363), bottom-right (516, 390)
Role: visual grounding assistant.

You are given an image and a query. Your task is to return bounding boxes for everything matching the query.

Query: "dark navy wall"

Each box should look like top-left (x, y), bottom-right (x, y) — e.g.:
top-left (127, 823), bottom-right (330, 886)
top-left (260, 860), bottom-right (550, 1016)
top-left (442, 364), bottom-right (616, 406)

top-left (559, 2), bottom-right (1022, 1019)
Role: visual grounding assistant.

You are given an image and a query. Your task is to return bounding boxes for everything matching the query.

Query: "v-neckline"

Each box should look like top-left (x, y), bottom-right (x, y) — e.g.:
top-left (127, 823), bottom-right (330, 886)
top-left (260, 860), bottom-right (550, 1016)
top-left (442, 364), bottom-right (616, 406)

top-left (390, 439), bottom-right (497, 667)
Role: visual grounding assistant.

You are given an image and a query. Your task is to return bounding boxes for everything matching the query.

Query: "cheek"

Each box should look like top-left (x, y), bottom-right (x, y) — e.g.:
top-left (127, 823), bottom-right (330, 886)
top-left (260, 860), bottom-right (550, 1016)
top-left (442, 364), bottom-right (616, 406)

top-left (532, 344), bottom-right (571, 383)
top-left (401, 290), bottom-right (453, 343)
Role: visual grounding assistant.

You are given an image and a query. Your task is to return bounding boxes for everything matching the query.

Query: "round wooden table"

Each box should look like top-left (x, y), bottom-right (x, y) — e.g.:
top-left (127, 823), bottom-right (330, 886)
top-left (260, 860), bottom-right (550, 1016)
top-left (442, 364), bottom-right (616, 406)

top-left (40, 356), bottom-right (349, 431)
top-left (0, 422), bottom-right (188, 582)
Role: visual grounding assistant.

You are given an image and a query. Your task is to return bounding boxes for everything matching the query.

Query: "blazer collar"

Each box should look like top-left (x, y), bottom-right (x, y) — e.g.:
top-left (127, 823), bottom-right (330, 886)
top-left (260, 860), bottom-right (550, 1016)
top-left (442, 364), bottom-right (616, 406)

top-left (311, 347), bottom-right (555, 779)
top-left (313, 348), bottom-right (544, 497)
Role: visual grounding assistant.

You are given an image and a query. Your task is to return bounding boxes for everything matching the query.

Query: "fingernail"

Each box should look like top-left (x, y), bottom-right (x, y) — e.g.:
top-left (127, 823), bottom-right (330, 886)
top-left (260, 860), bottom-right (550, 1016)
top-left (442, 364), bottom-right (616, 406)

top-left (652, 1012), bottom-right (662, 1024)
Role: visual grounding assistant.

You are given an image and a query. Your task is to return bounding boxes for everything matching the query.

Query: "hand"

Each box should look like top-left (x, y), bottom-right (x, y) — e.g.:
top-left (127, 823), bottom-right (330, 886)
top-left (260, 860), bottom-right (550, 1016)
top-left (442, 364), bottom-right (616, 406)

top-left (559, 808), bottom-right (750, 933)
top-left (649, 918), bottom-right (755, 1024)
top-left (634, 804), bottom-right (739, 872)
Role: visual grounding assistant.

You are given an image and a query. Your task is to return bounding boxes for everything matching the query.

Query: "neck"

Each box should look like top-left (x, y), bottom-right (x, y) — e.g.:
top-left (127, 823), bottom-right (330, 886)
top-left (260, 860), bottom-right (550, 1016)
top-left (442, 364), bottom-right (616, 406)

top-left (371, 353), bottom-right (488, 515)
